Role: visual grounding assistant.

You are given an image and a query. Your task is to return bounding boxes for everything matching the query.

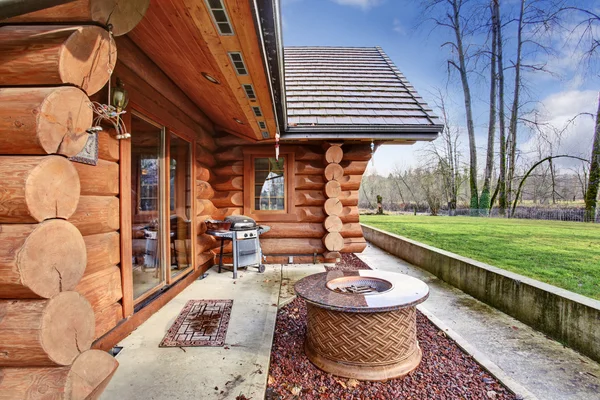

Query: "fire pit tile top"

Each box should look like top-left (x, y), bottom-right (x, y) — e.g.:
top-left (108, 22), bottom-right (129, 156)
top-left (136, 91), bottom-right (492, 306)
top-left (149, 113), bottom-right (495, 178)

top-left (295, 270), bottom-right (429, 313)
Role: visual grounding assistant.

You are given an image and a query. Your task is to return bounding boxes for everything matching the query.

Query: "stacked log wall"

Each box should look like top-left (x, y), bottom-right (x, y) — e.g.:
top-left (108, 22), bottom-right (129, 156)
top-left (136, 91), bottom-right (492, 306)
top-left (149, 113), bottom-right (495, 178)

top-left (210, 142), bottom-right (371, 264)
top-left (0, 21), bottom-right (121, 398)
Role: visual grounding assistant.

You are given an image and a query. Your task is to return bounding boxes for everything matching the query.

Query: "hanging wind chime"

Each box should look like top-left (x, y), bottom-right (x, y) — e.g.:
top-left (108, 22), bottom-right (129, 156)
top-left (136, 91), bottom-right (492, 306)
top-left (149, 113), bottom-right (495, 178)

top-left (275, 132), bottom-right (280, 160)
top-left (88, 26), bottom-right (131, 140)
top-left (370, 139), bottom-right (375, 166)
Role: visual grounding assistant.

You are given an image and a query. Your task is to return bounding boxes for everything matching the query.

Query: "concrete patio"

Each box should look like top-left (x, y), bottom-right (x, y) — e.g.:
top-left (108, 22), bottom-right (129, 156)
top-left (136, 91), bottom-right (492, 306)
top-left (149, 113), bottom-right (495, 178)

top-left (102, 245), bottom-right (600, 400)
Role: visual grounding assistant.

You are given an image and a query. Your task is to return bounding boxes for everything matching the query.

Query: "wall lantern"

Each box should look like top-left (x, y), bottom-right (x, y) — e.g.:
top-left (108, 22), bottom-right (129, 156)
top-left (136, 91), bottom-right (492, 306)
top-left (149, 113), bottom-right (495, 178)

top-left (111, 78), bottom-right (129, 112)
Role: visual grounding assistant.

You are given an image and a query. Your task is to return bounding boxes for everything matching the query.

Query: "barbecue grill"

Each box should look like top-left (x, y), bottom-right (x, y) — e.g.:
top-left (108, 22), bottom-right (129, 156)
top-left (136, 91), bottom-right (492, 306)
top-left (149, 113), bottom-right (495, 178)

top-left (206, 215), bottom-right (270, 279)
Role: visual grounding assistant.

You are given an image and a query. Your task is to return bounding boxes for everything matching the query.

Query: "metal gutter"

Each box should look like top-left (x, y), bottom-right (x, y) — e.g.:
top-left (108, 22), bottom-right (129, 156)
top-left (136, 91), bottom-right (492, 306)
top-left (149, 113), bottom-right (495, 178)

top-left (253, 0), bottom-right (287, 136)
top-left (282, 124), bottom-right (443, 140)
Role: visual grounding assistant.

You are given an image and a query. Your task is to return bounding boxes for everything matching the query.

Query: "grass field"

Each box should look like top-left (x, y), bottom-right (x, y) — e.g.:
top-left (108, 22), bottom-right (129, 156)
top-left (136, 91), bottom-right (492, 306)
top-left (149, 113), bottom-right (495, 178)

top-left (360, 215), bottom-right (600, 300)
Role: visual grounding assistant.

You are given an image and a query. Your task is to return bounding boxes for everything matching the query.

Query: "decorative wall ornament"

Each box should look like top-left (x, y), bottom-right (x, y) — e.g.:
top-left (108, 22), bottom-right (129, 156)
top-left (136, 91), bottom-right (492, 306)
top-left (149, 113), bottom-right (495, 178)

top-left (69, 132), bottom-right (99, 165)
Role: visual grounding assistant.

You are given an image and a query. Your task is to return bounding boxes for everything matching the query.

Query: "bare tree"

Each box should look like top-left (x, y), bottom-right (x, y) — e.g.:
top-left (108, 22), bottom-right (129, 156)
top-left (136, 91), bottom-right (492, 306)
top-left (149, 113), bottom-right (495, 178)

top-left (481, 0), bottom-right (499, 211)
top-left (424, 88), bottom-right (463, 211)
top-left (585, 96), bottom-right (600, 220)
top-left (423, 0), bottom-right (480, 210)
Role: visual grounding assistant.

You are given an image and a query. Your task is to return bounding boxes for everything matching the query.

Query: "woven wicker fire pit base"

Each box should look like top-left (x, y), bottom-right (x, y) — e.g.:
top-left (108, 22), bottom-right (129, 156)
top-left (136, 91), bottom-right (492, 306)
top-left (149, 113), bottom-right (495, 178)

top-left (295, 270), bottom-right (429, 381)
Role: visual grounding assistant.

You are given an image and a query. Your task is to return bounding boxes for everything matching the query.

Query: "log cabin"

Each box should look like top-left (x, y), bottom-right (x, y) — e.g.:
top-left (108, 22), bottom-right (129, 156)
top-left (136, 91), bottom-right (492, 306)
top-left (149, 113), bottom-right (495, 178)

top-left (0, 0), bottom-right (443, 397)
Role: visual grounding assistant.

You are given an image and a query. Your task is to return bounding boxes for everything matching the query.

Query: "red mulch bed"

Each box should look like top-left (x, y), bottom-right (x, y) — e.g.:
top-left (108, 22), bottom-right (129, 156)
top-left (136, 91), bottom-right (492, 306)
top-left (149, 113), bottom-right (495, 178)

top-left (267, 254), bottom-right (517, 400)
top-left (324, 253), bottom-right (371, 271)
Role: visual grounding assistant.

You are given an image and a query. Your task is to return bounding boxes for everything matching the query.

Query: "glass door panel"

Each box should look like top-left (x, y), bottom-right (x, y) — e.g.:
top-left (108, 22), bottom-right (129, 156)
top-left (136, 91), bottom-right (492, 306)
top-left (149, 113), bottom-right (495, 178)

top-left (169, 133), bottom-right (193, 279)
top-left (131, 113), bottom-right (166, 300)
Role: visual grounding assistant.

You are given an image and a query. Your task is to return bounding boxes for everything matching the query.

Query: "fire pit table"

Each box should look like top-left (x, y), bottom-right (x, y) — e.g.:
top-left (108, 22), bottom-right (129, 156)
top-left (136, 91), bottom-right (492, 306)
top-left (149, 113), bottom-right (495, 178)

top-left (295, 270), bottom-right (429, 381)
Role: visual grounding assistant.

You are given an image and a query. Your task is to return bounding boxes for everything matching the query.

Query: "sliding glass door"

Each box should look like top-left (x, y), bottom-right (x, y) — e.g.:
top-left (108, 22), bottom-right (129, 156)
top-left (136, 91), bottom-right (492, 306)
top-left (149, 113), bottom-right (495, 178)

top-left (130, 113), bottom-right (166, 301)
top-left (168, 133), bottom-right (193, 280)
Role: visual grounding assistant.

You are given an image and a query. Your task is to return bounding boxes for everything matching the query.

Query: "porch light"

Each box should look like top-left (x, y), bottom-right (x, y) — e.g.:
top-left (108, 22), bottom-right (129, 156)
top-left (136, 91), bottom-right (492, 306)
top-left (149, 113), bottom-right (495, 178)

top-left (202, 72), bottom-right (220, 84)
top-left (111, 78), bottom-right (129, 111)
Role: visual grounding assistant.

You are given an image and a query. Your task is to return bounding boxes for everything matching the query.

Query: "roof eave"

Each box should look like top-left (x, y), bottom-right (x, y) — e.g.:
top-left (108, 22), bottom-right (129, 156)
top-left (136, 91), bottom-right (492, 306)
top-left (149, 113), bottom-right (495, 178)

top-left (253, 0), bottom-right (287, 136)
top-left (281, 124), bottom-right (443, 141)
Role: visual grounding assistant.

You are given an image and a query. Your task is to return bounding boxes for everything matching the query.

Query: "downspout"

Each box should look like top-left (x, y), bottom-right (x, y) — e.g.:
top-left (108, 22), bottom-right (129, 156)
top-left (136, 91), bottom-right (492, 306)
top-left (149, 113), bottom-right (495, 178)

top-left (0, 0), bottom-right (76, 20)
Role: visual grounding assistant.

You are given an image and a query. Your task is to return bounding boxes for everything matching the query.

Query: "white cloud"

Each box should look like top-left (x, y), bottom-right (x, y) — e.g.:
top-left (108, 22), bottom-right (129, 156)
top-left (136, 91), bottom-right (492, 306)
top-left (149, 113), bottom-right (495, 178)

top-left (520, 89), bottom-right (598, 168)
top-left (329, 0), bottom-right (383, 10)
top-left (393, 18), bottom-right (406, 35)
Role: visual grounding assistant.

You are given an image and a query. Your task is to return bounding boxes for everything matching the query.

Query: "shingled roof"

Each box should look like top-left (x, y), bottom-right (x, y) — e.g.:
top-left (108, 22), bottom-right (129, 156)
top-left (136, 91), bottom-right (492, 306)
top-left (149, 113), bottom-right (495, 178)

top-left (282, 46), bottom-right (443, 139)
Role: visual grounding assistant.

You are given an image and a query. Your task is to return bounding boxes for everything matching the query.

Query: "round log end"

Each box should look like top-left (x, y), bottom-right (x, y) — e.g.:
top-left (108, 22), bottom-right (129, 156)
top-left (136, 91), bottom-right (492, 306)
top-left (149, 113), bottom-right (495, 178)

top-left (324, 198), bottom-right (343, 216)
top-left (325, 180), bottom-right (342, 198)
top-left (40, 87), bottom-right (92, 157)
top-left (42, 292), bottom-right (95, 366)
top-left (60, 26), bottom-right (117, 95)
top-left (91, 0), bottom-right (151, 36)
top-left (66, 349), bottom-right (119, 399)
top-left (324, 215), bottom-right (343, 232)
top-left (323, 232), bottom-right (344, 251)
top-left (325, 145), bottom-right (343, 164)
top-left (20, 220), bottom-right (87, 298)
top-left (324, 163), bottom-right (344, 181)
top-left (26, 156), bottom-right (81, 222)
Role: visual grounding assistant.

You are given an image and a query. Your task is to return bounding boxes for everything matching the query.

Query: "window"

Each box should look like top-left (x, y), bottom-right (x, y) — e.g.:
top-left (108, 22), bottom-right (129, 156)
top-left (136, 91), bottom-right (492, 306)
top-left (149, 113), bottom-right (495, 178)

top-left (139, 155), bottom-right (159, 212)
top-left (242, 84), bottom-right (256, 100)
top-left (228, 52), bottom-right (248, 75)
top-left (243, 149), bottom-right (296, 220)
top-left (252, 106), bottom-right (262, 117)
top-left (258, 121), bottom-right (266, 130)
top-left (205, 0), bottom-right (234, 35)
top-left (254, 157), bottom-right (285, 211)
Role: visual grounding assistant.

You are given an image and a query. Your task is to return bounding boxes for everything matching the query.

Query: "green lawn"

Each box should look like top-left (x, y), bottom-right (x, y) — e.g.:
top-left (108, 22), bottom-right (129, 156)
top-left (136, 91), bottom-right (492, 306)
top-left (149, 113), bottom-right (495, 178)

top-left (361, 214), bottom-right (600, 300)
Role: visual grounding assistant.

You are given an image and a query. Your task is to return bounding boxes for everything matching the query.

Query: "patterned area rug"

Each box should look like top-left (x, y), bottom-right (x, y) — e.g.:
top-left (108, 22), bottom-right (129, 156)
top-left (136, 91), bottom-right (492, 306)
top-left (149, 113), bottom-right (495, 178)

top-left (160, 299), bottom-right (233, 347)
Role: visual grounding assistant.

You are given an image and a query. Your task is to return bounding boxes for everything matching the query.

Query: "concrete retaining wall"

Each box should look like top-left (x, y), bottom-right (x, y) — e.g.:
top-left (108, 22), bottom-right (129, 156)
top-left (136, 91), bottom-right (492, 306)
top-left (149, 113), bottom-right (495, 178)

top-left (361, 223), bottom-right (600, 363)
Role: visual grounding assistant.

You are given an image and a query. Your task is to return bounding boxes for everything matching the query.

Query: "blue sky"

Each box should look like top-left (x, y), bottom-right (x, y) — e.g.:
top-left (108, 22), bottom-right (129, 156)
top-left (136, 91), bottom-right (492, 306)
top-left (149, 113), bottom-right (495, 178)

top-left (281, 0), bottom-right (600, 175)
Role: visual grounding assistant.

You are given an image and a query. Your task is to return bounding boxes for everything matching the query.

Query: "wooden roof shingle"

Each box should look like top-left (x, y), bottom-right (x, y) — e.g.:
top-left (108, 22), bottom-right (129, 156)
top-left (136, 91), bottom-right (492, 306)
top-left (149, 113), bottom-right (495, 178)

top-left (283, 46), bottom-right (443, 139)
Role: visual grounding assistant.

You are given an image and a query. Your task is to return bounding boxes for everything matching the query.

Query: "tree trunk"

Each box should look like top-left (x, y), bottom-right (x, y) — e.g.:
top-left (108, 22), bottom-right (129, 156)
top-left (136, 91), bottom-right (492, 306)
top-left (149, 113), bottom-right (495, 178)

top-left (0, 87), bottom-right (91, 157)
top-left (0, 291), bottom-right (94, 366)
top-left (0, 349), bottom-right (118, 400)
top-left (496, 0), bottom-right (508, 215)
top-left (481, 1), bottom-right (498, 212)
top-left (0, 25), bottom-right (115, 95)
top-left (507, 0), bottom-right (525, 208)
top-left (0, 155), bottom-right (80, 223)
top-left (0, 220), bottom-right (87, 299)
top-left (7, 0), bottom-right (150, 36)
top-left (451, 0), bottom-right (479, 210)
top-left (584, 94), bottom-right (600, 221)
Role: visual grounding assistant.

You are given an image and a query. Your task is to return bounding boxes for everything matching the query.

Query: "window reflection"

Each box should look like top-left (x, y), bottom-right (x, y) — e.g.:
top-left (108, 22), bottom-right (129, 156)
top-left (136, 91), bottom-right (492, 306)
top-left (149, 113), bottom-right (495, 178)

top-left (254, 157), bottom-right (285, 211)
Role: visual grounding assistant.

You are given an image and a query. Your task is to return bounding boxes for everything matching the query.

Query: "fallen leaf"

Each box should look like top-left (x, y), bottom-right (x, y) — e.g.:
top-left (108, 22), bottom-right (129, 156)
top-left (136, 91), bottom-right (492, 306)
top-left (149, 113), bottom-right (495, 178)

top-left (347, 378), bottom-right (360, 388)
top-left (319, 386), bottom-right (327, 393)
top-left (290, 385), bottom-right (302, 395)
top-left (336, 379), bottom-right (347, 389)
top-left (268, 375), bottom-right (275, 385)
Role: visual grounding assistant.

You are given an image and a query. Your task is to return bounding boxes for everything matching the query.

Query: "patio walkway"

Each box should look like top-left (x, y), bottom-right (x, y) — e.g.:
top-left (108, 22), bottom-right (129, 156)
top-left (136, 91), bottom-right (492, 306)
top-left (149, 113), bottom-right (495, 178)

top-left (101, 263), bottom-right (325, 400)
top-left (357, 243), bottom-right (600, 400)
top-left (102, 246), bottom-right (600, 400)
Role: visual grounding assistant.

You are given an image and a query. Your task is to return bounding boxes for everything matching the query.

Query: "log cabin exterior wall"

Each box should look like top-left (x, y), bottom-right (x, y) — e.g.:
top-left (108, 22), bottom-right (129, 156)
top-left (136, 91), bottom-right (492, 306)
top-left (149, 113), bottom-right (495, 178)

top-left (0, 6), bottom-right (399, 397)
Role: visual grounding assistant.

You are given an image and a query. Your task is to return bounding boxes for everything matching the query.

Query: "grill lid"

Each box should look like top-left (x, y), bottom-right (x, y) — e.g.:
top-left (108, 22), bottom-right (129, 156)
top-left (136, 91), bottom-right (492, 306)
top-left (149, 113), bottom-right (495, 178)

top-left (225, 215), bottom-right (257, 230)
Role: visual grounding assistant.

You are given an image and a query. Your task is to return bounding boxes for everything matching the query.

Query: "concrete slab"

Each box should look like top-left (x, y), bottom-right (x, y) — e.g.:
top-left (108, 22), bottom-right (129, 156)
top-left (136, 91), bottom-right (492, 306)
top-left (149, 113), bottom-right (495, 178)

top-left (357, 243), bottom-right (600, 400)
top-left (278, 263), bottom-right (328, 308)
top-left (101, 264), bottom-right (282, 400)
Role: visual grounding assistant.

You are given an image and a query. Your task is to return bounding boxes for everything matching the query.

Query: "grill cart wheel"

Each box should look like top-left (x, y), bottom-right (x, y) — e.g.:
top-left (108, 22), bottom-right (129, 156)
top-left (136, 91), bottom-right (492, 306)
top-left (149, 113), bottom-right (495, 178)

top-left (258, 264), bottom-right (266, 273)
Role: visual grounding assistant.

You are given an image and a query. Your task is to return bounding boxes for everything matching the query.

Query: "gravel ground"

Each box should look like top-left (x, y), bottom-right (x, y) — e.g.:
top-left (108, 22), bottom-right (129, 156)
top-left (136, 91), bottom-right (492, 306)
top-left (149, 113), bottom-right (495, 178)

top-left (267, 255), bottom-right (517, 400)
